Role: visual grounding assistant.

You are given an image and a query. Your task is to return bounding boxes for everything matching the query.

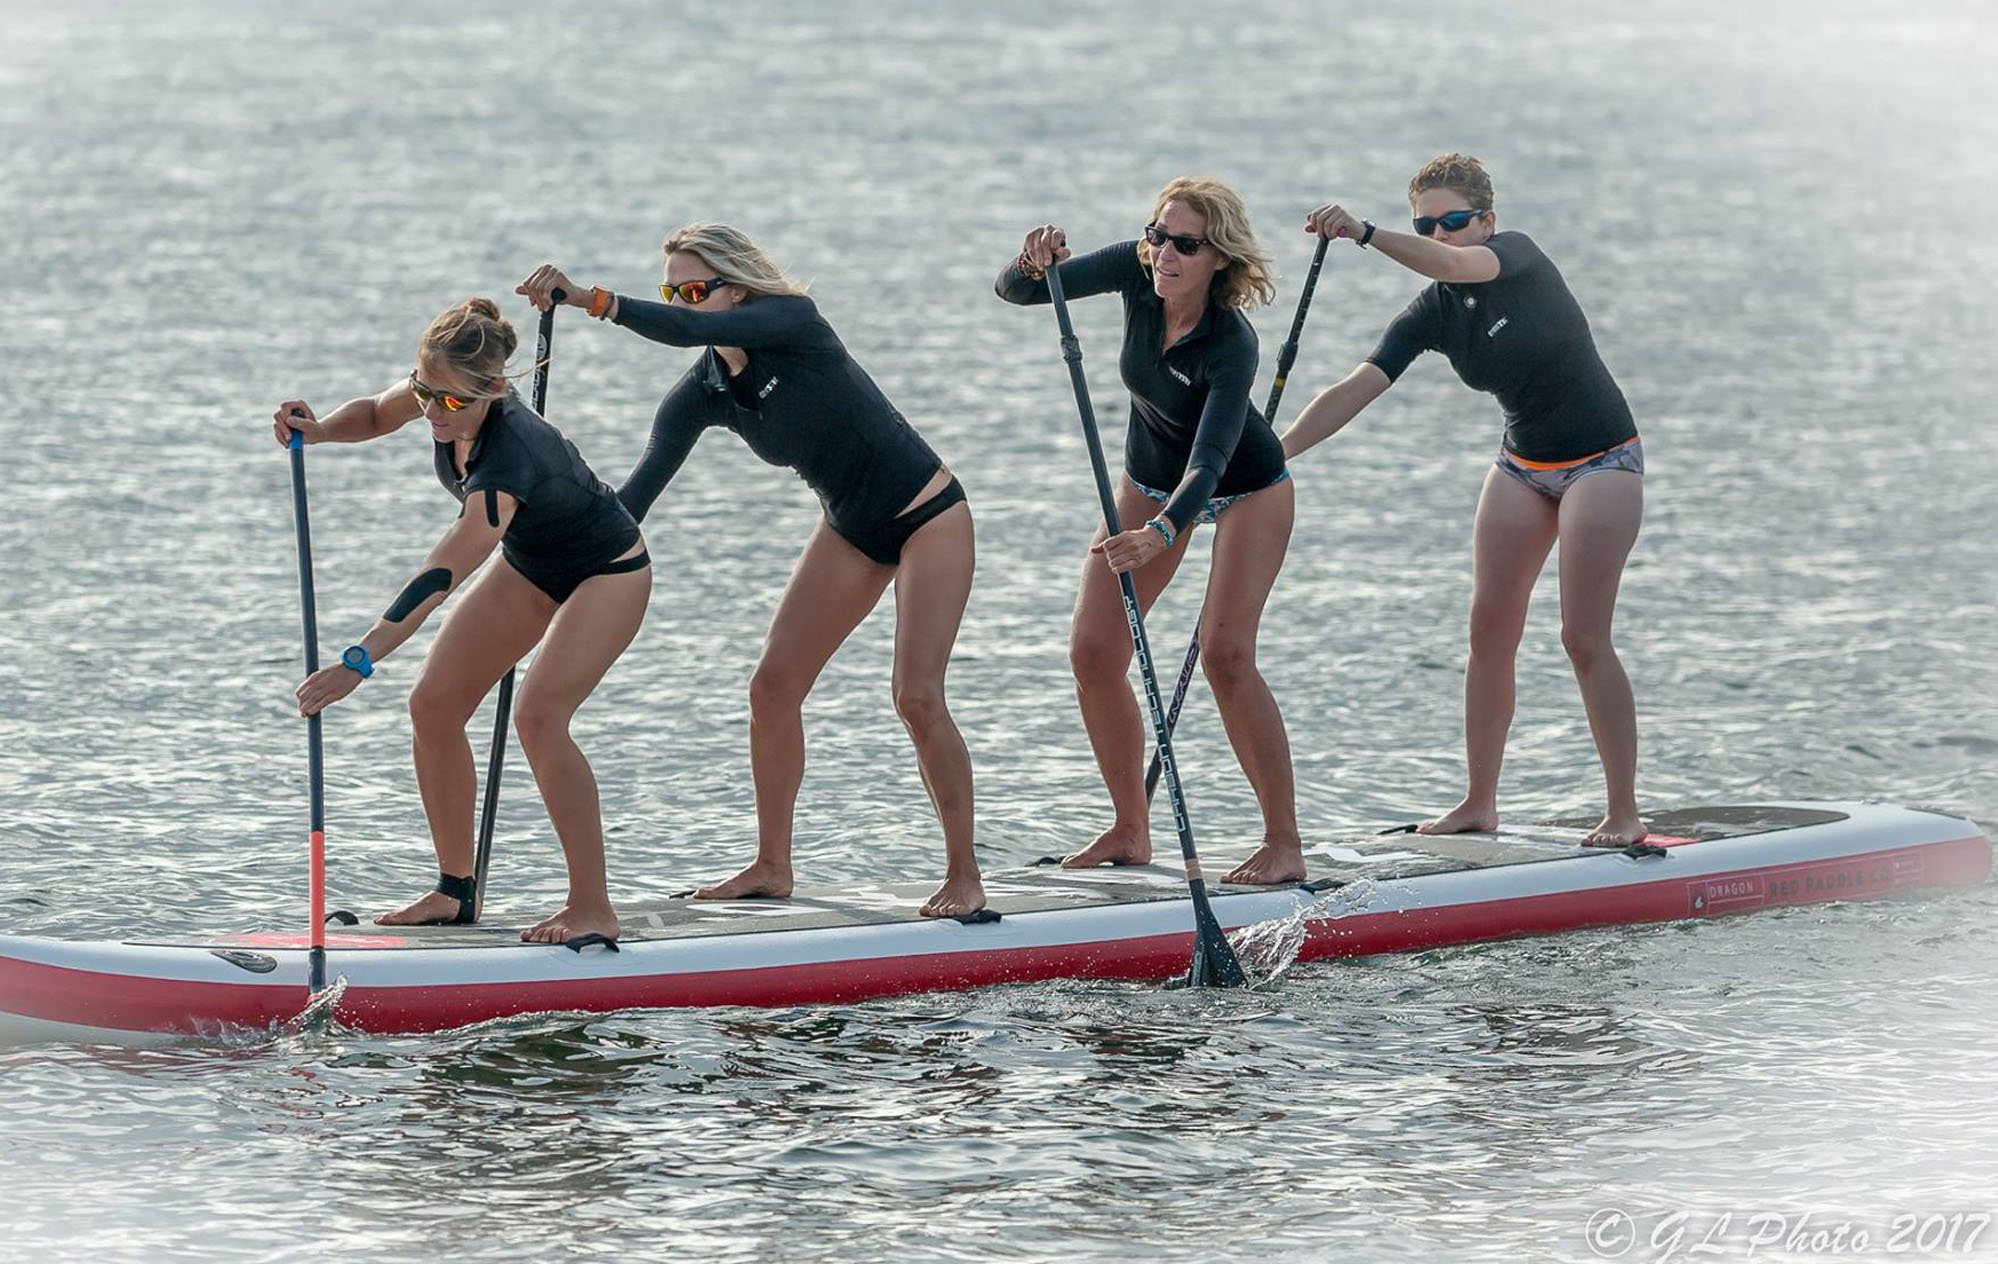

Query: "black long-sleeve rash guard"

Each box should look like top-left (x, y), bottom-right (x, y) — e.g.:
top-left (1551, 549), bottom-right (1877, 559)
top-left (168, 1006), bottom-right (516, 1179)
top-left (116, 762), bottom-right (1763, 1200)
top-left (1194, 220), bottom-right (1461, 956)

top-left (996, 240), bottom-right (1286, 535)
top-left (610, 293), bottom-right (945, 537)
top-left (1365, 231), bottom-right (1636, 463)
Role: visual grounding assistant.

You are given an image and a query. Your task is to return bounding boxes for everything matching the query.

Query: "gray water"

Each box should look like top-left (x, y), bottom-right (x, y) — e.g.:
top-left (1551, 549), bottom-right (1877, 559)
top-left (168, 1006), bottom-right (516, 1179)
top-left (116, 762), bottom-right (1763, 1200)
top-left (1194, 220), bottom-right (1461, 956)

top-left (2, 0), bottom-right (1996, 1259)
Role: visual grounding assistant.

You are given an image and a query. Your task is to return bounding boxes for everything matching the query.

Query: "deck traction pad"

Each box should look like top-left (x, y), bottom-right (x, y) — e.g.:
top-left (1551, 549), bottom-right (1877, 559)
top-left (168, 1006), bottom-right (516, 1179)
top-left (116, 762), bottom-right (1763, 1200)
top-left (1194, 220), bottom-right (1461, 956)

top-left (151, 805), bottom-right (1846, 950)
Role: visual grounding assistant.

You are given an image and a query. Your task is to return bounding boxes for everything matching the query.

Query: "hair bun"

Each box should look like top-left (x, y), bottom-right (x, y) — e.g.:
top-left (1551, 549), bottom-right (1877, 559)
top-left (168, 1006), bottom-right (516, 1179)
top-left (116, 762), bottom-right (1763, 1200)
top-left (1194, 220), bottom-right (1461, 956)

top-left (462, 296), bottom-right (503, 321)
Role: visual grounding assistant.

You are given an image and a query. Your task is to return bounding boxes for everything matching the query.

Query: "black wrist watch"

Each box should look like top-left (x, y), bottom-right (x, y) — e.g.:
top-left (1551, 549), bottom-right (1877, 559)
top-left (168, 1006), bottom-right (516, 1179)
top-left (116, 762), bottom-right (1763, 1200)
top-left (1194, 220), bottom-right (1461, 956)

top-left (1357, 219), bottom-right (1377, 248)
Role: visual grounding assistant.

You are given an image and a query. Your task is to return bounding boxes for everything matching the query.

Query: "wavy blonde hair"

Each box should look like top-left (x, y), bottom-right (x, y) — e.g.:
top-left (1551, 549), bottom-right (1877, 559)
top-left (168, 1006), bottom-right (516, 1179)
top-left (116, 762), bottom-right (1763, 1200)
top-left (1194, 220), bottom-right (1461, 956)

top-left (1136, 177), bottom-right (1275, 309)
top-left (418, 297), bottom-right (518, 397)
top-left (662, 223), bottom-right (809, 300)
top-left (1409, 153), bottom-right (1495, 211)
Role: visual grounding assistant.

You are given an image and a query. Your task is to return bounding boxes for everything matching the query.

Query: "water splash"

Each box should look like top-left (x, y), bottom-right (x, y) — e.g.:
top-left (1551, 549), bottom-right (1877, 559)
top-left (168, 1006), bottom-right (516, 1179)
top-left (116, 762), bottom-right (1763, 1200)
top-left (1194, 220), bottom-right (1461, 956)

top-left (1227, 879), bottom-right (1383, 982)
top-left (278, 975), bottom-right (350, 1041)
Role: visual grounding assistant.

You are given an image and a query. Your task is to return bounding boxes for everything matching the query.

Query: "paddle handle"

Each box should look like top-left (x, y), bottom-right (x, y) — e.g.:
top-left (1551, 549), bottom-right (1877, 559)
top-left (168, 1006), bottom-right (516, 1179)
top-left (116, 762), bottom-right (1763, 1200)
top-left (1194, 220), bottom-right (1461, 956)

top-left (287, 427), bottom-right (328, 993)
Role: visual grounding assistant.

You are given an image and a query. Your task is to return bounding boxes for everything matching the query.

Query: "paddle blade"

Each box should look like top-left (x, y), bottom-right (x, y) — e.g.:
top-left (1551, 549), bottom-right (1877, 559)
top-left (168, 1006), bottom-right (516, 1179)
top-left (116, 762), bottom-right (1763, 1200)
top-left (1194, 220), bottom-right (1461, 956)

top-left (1185, 886), bottom-right (1249, 988)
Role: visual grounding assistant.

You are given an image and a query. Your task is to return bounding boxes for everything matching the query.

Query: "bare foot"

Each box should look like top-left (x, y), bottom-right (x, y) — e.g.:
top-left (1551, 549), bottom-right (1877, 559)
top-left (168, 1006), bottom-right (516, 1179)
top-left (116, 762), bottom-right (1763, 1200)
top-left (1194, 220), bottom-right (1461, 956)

top-left (1225, 839), bottom-right (1308, 886)
top-left (374, 891), bottom-right (464, 926)
top-left (1584, 811), bottom-right (1648, 848)
top-left (1062, 823), bottom-right (1151, 868)
top-left (920, 870), bottom-right (986, 918)
top-left (693, 859), bottom-right (794, 901)
top-left (520, 900), bottom-right (620, 945)
top-left (1416, 798), bottom-right (1498, 836)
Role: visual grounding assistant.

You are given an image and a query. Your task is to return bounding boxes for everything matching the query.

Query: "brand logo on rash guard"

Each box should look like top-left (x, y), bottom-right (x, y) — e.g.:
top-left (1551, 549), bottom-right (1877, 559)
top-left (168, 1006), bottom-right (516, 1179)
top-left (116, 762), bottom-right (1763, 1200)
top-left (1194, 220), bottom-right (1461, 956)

top-left (759, 377), bottom-right (779, 399)
top-left (1486, 317), bottom-right (1510, 338)
top-left (1168, 367), bottom-right (1191, 385)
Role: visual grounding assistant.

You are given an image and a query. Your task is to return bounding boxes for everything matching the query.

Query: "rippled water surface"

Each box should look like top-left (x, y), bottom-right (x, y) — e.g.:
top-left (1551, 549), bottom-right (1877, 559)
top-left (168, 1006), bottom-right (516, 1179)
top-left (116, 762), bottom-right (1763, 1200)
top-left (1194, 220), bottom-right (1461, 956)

top-left (2, 0), bottom-right (1995, 1258)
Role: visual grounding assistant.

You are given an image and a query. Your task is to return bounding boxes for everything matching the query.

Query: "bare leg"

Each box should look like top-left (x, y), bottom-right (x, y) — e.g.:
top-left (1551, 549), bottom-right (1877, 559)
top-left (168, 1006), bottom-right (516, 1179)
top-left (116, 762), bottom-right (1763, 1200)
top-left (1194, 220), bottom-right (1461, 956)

top-left (1555, 471), bottom-right (1646, 846)
top-left (1195, 478), bottom-right (1305, 885)
top-left (514, 555), bottom-right (652, 944)
top-left (695, 519), bottom-right (895, 900)
top-left (379, 561), bottom-right (552, 925)
top-left (889, 501), bottom-right (983, 916)
top-left (1419, 468), bottom-right (1559, 836)
top-left (1064, 478), bottom-right (1193, 867)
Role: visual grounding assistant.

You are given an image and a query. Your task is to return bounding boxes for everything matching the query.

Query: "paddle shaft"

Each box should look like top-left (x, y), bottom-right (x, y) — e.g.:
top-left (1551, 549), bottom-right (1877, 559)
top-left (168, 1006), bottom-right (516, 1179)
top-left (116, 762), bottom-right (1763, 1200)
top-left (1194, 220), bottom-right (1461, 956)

top-left (287, 429), bottom-right (328, 995)
top-left (1044, 262), bottom-right (1245, 988)
top-left (471, 291), bottom-right (560, 916)
top-left (1144, 235), bottom-right (1331, 802)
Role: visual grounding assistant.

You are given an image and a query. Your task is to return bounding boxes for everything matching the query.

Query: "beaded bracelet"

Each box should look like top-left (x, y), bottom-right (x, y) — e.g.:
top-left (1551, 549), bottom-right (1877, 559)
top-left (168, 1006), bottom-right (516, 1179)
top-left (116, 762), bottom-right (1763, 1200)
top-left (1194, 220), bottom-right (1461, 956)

top-left (1017, 252), bottom-right (1045, 281)
top-left (1144, 516), bottom-right (1176, 549)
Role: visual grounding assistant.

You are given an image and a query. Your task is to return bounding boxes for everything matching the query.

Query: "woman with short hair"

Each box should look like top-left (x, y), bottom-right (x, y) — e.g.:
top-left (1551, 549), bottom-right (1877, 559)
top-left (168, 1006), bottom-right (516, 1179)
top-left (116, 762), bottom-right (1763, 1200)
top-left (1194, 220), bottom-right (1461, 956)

top-left (1285, 153), bottom-right (1647, 852)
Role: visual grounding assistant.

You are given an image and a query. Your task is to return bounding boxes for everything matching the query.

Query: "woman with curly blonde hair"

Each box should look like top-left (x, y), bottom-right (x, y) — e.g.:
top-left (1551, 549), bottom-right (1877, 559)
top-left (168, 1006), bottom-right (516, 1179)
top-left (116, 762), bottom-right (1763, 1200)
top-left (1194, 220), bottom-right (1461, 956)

top-left (997, 177), bottom-right (1303, 884)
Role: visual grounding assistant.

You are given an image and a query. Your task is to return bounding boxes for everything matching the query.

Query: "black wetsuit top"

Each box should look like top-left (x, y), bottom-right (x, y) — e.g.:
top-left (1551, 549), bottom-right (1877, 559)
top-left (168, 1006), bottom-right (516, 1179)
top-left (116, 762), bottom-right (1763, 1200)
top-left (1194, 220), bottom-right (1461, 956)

top-left (1365, 231), bottom-right (1636, 463)
top-left (996, 240), bottom-right (1286, 535)
top-left (433, 390), bottom-right (640, 592)
top-left (611, 294), bottom-right (946, 538)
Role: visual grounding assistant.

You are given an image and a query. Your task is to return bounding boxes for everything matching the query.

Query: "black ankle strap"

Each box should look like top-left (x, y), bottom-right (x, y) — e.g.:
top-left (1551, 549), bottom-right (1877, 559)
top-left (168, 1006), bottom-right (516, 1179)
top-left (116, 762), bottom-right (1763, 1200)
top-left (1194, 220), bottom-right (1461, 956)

top-left (435, 872), bottom-right (478, 924)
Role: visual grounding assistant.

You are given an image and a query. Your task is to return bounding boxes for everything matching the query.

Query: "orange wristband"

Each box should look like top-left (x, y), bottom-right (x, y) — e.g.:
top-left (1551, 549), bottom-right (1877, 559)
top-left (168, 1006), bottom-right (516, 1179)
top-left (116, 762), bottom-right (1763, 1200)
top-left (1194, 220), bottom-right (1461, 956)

top-left (586, 287), bottom-right (613, 319)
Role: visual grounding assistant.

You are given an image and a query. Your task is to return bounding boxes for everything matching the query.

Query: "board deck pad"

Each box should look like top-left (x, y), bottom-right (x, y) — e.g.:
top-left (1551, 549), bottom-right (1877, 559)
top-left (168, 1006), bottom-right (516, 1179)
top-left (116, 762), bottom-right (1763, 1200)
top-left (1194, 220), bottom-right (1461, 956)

top-left (145, 805), bottom-right (1852, 952)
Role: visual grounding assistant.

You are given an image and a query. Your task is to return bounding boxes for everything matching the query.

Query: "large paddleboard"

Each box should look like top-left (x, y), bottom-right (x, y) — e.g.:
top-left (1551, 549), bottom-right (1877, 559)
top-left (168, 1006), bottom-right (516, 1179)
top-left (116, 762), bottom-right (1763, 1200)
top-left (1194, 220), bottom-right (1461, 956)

top-left (0, 801), bottom-right (1986, 1045)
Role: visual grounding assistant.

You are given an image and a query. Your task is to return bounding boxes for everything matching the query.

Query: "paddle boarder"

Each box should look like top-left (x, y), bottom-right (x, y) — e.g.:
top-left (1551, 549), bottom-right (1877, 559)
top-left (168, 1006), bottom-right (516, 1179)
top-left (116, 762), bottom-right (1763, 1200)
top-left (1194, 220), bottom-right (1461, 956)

top-left (997, 177), bottom-right (1304, 885)
top-left (274, 297), bottom-right (651, 944)
top-left (516, 224), bottom-right (983, 918)
top-left (1284, 153), bottom-right (1647, 850)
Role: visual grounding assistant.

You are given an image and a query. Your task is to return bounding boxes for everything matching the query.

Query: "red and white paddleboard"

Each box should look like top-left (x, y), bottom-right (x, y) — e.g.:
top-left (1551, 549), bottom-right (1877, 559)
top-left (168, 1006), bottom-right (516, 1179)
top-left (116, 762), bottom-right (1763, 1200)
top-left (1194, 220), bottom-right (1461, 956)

top-left (0, 801), bottom-right (1987, 1045)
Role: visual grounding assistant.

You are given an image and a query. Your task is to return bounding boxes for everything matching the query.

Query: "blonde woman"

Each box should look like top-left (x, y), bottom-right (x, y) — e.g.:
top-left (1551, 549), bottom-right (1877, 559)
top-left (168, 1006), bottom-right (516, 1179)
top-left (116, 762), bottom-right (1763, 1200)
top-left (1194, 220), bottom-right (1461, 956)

top-left (275, 298), bottom-right (652, 944)
top-left (1290, 153), bottom-right (1646, 847)
top-left (997, 177), bottom-right (1304, 885)
top-left (517, 225), bottom-right (982, 918)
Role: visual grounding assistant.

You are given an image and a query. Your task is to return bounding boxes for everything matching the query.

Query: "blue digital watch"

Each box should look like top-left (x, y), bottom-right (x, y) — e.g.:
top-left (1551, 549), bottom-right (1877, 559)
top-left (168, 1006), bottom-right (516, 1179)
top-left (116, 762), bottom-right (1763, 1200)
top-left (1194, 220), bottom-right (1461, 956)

top-left (341, 644), bottom-right (374, 680)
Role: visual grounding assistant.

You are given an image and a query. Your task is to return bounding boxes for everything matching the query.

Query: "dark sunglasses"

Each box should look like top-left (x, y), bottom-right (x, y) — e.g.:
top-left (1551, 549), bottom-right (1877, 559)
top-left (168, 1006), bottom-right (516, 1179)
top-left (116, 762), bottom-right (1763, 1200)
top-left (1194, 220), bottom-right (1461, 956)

top-left (660, 277), bottom-right (730, 304)
top-left (1143, 223), bottom-right (1210, 256)
top-left (408, 371), bottom-right (471, 413)
top-left (1412, 208), bottom-right (1489, 237)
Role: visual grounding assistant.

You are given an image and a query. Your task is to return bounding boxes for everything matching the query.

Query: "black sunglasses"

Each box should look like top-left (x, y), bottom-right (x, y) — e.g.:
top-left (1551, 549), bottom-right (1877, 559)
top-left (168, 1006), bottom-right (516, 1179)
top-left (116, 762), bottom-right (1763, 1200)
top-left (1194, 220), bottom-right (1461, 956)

top-left (1143, 223), bottom-right (1210, 256)
top-left (1412, 208), bottom-right (1489, 237)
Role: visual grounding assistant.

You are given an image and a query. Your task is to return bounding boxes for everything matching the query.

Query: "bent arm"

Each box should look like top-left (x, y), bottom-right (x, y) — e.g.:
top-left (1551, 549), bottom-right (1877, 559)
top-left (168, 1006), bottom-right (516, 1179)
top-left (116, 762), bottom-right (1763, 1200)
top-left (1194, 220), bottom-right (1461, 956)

top-left (313, 380), bottom-right (426, 444)
top-left (995, 240), bottom-right (1147, 305)
top-left (1368, 229), bottom-right (1500, 284)
top-left (1281, 364), bottom-right (1390, 460)
top-left (349, 494), bottom-right (515, 664)
top-left (1158, 349), bottom-right (1258, 534)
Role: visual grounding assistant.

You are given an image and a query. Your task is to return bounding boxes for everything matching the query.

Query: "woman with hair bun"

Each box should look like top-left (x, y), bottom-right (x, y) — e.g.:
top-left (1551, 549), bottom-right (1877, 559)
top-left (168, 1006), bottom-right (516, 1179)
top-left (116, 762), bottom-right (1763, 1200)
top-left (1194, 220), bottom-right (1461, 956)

top-left (274, 297), bottom-right (652, 944)
top-left (997, 177), bottom-right (1305, 886)
top-left (518, 225), bottom-right (983, 918)
top-left (1287, 153), bottom-right (1647, 849)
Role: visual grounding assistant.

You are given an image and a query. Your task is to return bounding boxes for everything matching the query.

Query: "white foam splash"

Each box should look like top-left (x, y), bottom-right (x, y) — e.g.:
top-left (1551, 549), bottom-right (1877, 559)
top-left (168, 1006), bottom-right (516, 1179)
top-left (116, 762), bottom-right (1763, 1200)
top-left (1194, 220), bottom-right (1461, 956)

top-left (1227, 880), bottom-right (1383, 981)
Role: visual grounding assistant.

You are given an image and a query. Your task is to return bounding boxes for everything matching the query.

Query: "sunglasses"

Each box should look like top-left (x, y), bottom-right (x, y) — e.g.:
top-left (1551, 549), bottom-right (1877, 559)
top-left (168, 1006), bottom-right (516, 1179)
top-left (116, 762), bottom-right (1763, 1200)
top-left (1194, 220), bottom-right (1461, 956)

top-left (1143, 223), bottom-right (1210, 256)
top-left (408, 371), bottom-right (471, 413)
top-left (659, 277), bottom-right (730, 304)
top-left (1412, 208), bottom-right (1489, 237)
